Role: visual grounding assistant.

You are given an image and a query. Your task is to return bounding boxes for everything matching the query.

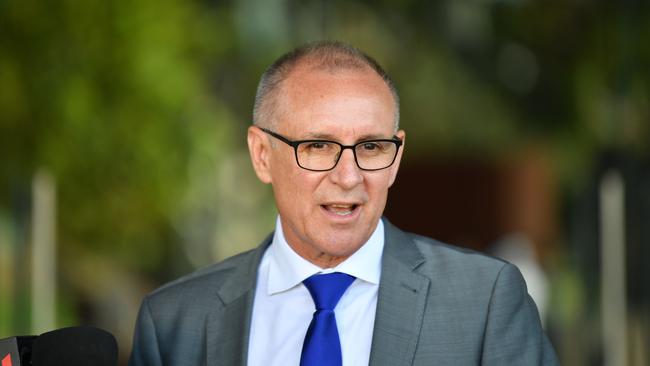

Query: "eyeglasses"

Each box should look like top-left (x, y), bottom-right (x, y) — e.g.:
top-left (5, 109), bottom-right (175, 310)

top-left (259, 127), bottom-right (402, 171)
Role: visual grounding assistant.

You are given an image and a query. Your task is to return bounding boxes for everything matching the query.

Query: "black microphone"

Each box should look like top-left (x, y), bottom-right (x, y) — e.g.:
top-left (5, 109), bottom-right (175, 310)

top-left (1, 326), bottom-right (118, 366)
top-left (0, 335), bottom-right (36, 366)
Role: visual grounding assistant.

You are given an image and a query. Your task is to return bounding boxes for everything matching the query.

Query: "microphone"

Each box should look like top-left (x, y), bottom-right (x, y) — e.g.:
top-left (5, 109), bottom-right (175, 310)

top-left (1, 326), bottom-right (118, 366)
top-left (0, 336), bottom-right (36, 366)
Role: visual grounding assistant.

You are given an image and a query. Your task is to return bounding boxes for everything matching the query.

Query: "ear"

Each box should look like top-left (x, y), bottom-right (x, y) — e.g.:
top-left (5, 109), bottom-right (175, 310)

top-left (247, 126), bottom-right (273, 184)
top-left (388, 130), bottom-right (405, 187)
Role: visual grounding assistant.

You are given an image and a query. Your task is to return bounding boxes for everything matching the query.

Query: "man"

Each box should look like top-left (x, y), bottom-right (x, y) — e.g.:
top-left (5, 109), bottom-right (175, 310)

top-left (129, 41), bottom-right (559, 365)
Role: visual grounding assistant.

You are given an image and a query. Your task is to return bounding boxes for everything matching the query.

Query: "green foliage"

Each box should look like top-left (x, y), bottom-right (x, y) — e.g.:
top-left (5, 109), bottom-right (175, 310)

top-left (0, 0), bottom-right (237, 273)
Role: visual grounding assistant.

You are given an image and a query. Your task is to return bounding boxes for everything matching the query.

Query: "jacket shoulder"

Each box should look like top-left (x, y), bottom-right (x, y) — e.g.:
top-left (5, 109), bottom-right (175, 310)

top-left (145, 246), bottom-right (262, 309)
top-left (394, 229), bottom-right (518, 299)
top-left (408, 232), bottom-right (508, 272)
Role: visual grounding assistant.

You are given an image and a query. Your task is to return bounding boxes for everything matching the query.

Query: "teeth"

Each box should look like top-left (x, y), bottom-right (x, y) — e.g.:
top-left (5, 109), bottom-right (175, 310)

top-left (333, 210), bottom-right (352, 216)
top-left (326, 204), bottom-right (355, 216)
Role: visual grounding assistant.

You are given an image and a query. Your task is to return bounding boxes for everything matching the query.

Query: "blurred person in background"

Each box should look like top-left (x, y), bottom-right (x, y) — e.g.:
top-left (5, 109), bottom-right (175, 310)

top-left (128, 41), bottom-right (558, 366)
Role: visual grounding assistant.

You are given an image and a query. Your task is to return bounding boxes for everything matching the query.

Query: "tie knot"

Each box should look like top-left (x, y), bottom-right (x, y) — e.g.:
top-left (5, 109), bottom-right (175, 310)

top-left (303, 272), bottom-right (356, 311)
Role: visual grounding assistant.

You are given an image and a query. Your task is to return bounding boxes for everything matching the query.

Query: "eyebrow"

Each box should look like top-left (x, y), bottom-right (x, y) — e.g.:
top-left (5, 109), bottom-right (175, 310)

top-left (303, 132), bottom-right (390, 142)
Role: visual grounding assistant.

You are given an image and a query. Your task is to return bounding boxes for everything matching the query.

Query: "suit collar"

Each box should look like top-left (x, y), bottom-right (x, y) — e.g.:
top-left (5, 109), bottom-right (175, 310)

top-left (370, 218), bottom-right (430, 366)
top-left (216, 237), bottom-right (270, 304)
top-left (382, 218), bottom-right (425, 270)
top-left (207, 233), bottom-right (273, 366)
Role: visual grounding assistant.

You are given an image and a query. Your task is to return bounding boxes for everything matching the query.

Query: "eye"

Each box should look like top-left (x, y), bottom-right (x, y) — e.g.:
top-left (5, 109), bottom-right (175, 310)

top-left (301, 141), bottom-right (336, 154)
top-left (361, 142), bottom-right (381, 151)
top-left (306, 142), bottom-right (328, 150)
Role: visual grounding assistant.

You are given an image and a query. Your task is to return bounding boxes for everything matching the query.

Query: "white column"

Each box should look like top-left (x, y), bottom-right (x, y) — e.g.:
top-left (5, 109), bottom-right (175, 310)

top-left (31, 169), bottom-right (57, 333)
top-left (599, 169), bottom-right (628, 366)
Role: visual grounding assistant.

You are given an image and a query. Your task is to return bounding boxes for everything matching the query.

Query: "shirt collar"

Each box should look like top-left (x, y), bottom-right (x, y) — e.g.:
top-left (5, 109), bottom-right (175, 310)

top-left (267, 216), bottom-right (384, 295)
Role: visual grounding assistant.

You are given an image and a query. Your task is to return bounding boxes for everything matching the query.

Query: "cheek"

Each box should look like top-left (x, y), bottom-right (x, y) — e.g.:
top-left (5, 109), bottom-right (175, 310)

top-left (367, 171), bottom-right (390, 189)
top-left (366, 175), bottom-right (392, 206)
top-left (274, 171), bottom-right (320, 212)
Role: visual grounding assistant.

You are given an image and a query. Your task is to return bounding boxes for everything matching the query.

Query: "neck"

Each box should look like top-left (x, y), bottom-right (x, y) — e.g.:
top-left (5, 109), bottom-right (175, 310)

top-left (301, 251), bottom-right (350, 269)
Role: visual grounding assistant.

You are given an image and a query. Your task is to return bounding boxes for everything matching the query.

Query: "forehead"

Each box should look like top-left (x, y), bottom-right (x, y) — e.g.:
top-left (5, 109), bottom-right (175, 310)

top-left (276, 66), bottom-right (396, 137)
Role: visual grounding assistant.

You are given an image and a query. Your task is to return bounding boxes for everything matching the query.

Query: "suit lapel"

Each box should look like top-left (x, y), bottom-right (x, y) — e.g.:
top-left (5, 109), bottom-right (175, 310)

top-left (205, 235), bottom-right (272, 366)
top-left (369, 219), bottom-right (430, 366)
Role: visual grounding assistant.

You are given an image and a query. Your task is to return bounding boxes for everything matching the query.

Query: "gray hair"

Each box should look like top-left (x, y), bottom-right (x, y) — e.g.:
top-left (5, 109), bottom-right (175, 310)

top-left (252, 41), bottom-right (400, 131)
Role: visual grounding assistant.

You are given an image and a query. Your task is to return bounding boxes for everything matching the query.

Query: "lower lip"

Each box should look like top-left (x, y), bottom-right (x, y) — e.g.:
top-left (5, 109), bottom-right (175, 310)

top-left (320, 205), bottom-right (361, 222)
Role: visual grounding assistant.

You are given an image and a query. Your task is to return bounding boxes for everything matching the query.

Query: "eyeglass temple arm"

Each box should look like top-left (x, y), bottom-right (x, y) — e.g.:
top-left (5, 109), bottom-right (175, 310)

top-left (258, 127), bottom-right (298, 147)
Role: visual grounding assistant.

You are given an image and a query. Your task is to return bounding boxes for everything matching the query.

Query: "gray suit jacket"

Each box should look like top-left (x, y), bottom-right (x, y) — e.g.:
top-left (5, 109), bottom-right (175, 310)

top-left (129, 219), bottom-right (559, 365)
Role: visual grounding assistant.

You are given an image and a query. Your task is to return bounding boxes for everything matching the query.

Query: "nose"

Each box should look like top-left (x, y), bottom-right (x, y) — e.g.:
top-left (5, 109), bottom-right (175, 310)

top-left (329, 148), bottom-right (363, 189)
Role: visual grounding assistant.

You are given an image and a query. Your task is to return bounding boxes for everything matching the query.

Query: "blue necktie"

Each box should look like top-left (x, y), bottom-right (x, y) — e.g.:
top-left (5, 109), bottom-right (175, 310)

top-left (300, 272), bottom-right (356, 366)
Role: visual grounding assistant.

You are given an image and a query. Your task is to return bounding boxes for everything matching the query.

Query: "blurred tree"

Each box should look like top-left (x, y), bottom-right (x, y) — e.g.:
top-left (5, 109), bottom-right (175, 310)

top-left (0, 0), bottom-right (238, 275)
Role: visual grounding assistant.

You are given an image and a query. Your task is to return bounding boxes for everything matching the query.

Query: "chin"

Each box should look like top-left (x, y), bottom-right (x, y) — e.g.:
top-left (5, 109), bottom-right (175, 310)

top-left (319, 232), bottom-right (368, 256)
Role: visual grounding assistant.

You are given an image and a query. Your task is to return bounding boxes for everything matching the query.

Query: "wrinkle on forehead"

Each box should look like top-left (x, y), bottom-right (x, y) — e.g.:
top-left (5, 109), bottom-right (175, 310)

top-left (275, 67), bottom-right (396, 135)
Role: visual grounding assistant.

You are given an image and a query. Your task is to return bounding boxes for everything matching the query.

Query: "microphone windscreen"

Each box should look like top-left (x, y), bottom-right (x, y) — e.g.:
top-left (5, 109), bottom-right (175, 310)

top-left (31, 326), bottom-right (118, 366)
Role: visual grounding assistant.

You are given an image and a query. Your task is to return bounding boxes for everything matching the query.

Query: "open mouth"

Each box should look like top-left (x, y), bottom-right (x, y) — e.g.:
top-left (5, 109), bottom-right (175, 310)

top-left (321, 203), bottom-right (359, 216)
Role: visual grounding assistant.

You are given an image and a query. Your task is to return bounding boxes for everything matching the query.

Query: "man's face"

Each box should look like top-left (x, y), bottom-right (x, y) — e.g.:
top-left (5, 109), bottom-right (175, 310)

top-left (248, 65), bottom-right (405, 268)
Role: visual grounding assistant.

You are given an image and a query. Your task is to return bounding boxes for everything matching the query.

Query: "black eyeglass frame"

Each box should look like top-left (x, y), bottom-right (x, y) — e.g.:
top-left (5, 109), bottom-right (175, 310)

top-left (258, 127), bottom-right (403, 172)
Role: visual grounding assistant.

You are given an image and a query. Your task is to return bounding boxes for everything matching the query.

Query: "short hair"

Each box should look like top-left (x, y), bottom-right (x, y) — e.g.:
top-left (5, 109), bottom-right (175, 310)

top-left (253, 41), bottom-right (400, 131)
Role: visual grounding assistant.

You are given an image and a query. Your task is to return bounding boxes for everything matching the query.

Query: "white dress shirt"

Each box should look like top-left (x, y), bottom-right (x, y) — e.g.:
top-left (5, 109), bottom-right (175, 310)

top-left (247, 216), bottom-right (384, 366)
